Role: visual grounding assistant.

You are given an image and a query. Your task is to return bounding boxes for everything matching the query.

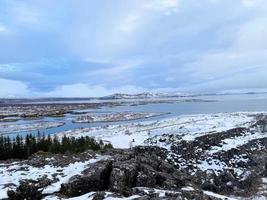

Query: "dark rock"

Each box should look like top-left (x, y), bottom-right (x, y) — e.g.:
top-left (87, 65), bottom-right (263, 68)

top-left (60, 160), bottom-right (113, 197)
top-left (135, 171), bottom-right (157, 188)
top-left (59, 146), bottom-right (188, 197)
top-left (108, 146), bottom-right (187, 195)
top-left (92, 192), bottom-right (105, 200)
top-left (264, 162), bottom-right (267, 176)
top-left (7, 180), bottom-right (42, 200)
top-left (109, 162), bottom-right (138, 195)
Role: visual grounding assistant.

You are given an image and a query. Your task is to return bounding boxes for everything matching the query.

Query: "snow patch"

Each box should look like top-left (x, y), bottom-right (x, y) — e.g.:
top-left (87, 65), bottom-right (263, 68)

top-left (0, 155), bottom-right (110, 199)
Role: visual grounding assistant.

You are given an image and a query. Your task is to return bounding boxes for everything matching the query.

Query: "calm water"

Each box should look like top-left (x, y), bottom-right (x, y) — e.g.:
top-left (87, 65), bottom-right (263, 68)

top-left (3, 94), bottom-right (267, 137)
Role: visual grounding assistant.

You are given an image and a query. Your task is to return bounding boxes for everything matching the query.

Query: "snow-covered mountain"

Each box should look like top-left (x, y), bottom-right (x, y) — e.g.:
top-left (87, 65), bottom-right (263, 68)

top-left (100, 92), bottom-right (189, 99)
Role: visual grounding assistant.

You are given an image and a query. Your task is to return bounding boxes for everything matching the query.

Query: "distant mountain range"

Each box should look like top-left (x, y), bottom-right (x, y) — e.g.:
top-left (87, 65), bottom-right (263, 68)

top-left (100, 90), bottom-right (267, 100)
top-left (99, 92), bottom-right (191, 100)
top-left (1, 90), bottom-right (267, 103)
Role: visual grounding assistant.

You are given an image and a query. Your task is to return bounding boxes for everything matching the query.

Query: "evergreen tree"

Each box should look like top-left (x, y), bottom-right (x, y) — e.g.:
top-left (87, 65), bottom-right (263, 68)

top-left (0, 133), bottom-right (113, 161)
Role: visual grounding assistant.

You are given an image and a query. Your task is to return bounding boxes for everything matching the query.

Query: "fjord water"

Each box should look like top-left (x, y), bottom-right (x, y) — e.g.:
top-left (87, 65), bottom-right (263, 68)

top-left (3, 93), bottom-right (267, 137)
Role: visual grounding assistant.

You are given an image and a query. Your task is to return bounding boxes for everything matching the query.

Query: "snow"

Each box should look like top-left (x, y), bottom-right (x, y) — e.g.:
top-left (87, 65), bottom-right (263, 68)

top-left (73, 112), bottom-right (166, 123)
top-left (0, 155), bottom-right (110, 199)
top-left (44, 192), bottom-right (96, 200)
top-left (42, 156), bottom-right (106, 194)
top-left (0, 111), bottom-right (266, 199)
top-left (45, 188), bottom-right (181, 199)
top-left (135, 187), bottom-right (181, 198)
top-left (203, 191), bottom-right (238, 200)
top-left (208, 131), bottom-right (267, 154)
top-left (197, 159), bottom-right (226, 174)
top-left (44, 192), bottom-right (140, 200)
top-left (104, 132), bottom-right (148, 149)
top-left (101, 92), bottom-right (187, 99)
top-left (257, 178), bottom-right (267, 198)
top-left (181, 186), bottom-right (195, 191)
top-left (0, 121), bottom-right (64, 134)
top-left (251, 197), bottom-right (267, 200)
top-left (55, 112), bottom-right (265, 178)
top-left (44, 193), bottom-right (92, 200)
top-left (104, 195), bottom-right (141, 200)
top-left (56, 112), bottom-right (258, 149)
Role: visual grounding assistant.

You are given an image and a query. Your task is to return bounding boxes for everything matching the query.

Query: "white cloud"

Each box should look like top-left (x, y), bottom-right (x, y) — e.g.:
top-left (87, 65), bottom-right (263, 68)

top-left (87, 59), bottom-right (142, 77)
top-left (207, 0), bottom-right (221, 3)
top-left (119, 14), bottom-right (140, 33)
top-left (145, 0), bottom-right (179, 12)
top-left (42, 83), bottom-right (146, 97)
top-left (181, 3), bottom-right (267, 91)
top-left (241, 0), bottom-right (263, 8)
top-left (0, 25), bottom-right (7, 32)
top-left (0, 79), bottom-right (30, 97)
top-left (236, 17), bottom-right (267, 51)
top-left (0, 64), bottom-right (18, 72)
top-left (165, 76), bottom-right (175, 82)
top-left (188, 68), bottom-right (267, 92)
top-left (118, 0), bottom-right (179, 34)
top-left (8, 1), bottom-right (40, 25)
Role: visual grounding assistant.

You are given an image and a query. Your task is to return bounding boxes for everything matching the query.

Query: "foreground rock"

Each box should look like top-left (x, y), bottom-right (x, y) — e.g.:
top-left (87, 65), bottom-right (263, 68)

top-left (60, 147), bottom-right (188, 197)
top-left (5, 147), bottom-right (222, 200)
top-left (7, 180), bottom-right (43, 200)
top-left (61, 160), bottom-right (113, 196)
top-left (4, 143), bottom-right (266, 199)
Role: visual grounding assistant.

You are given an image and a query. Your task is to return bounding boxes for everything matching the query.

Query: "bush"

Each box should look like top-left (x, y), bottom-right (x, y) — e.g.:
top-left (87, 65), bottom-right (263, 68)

top-left (34, 150), bottom-right (49, 156)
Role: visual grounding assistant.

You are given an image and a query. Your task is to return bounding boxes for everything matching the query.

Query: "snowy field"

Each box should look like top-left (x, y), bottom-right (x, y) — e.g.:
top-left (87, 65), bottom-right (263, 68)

top-left (57, 112), bottom-right (258, 149)
top-left (73, 112), bottom-right (168, 123)
top-left (43, 188), bottom-right (239, 200)
top-left (0, 121), bottom-right (65, 135)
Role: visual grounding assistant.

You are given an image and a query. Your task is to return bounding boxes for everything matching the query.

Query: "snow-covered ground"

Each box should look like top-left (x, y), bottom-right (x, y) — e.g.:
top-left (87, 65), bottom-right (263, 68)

top-left (43, 187), bottom-right (249, 200)
top-left (73, 112), bottom-right (167, 123)
top-left (57, 112), bottom-right (258, 149)
top-left (0, 155), bottom-right (110, 199)
top-left (0, 112), bottom-right (266, 200)
top-left (44, 192), bottom-right (140, 200)
top-left (0, 121), bottom-right (65, 135)
top-left (203, 191), bottom-right (238, 200)
top-left (208, 131), bottom-right (267, 154)
top-left (56, 112), bottom-right (267, 183)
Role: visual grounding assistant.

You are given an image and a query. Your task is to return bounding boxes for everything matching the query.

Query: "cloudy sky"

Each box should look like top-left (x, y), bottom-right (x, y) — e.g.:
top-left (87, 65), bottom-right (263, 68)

top-left (0, 0), bottom-right (267, 97)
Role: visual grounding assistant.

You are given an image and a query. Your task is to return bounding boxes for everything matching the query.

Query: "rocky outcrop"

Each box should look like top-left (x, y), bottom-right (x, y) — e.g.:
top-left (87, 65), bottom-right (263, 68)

top-left (6, 141), bottom-right (266, 199)
top-left (60, 160), bottom-right (113, 196)
top-left (7, 180), bottom-right (43, 200)
top-left (60, 146), bottom-right (188, 198)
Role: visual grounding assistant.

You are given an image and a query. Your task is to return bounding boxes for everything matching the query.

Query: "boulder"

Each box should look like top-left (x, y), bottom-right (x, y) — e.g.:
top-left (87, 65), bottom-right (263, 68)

top-left (7, 180), bottom-right (42, 200)
top-left (60, 160), bottom-right (113, 197)
top-left (60, 146), bottom-right (188, 197)
top-left (109, 162), bottom-right (138, 195)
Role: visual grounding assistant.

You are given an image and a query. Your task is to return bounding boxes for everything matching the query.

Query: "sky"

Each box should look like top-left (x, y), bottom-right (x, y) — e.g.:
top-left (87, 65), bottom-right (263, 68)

top-left (0, 0), bottom-right (267, 97)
